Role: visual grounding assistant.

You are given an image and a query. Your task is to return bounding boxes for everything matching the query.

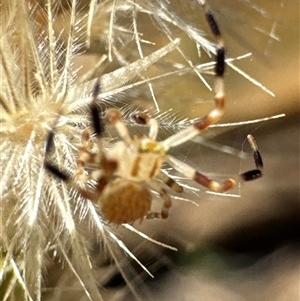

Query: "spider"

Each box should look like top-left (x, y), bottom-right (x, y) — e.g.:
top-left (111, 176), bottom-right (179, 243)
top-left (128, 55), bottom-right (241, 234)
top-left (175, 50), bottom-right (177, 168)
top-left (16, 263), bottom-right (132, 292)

top-left (44, 1), bottom-right (263, 224)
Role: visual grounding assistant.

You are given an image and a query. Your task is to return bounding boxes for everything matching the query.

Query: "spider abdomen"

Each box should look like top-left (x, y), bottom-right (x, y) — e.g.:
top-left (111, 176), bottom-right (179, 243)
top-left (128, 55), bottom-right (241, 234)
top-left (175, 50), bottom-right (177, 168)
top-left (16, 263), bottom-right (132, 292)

top-left (99, 179), bottom-right (152, 224)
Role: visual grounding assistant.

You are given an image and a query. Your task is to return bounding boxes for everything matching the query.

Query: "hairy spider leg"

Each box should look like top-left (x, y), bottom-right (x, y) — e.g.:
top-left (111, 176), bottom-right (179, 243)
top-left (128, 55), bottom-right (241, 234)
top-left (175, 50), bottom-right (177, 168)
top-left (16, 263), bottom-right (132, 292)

top-left (77, 80), bottom-right (117, 183)
top-left (76, 128), bottom-right (100, 182)
top-left (154, 2), bottom-right (234, 192)
top-left (247, 134), bottom-right (263, 169)
top-left (144, 181), bottom-right (172, 219)
top-left (44, 124), bottom-right (70, 182)
top-left (162, 3), bottom-right (225, 150)
top-left (131, 108), bottom-right (234, 192)
top-left (105, 107), bottom-right (133, 145)
top-left (157, 170), bottom-right (184, 193)
top-left (44, 130), bottom-right (90, 194)
top-left (166, 155), bottom-right (235, 192)
top-left (240, 135), bottom-right (263, 181)
top-left (44, 131), bottom-right (105, 203)
top-left (78, 80), bottom-right (118, 196)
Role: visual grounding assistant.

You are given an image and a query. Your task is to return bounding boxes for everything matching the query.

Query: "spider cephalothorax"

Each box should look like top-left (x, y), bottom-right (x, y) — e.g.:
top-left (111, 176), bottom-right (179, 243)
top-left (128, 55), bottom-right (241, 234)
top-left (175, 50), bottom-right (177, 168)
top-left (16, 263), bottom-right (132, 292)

top-left (44, 1), bottom-right (263, 224)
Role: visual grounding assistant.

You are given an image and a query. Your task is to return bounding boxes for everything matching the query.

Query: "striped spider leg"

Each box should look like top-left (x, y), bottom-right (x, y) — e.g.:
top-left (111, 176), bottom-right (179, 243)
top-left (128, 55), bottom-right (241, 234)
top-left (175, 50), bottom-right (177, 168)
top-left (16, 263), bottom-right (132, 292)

top-left (240, 134), bottom-right (263, 181)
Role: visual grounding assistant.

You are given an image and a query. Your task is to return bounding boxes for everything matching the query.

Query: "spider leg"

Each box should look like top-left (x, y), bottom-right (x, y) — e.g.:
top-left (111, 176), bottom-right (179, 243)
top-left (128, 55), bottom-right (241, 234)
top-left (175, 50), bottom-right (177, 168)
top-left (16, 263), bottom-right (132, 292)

top-left (240, 135), bottom-right (263, 181)
top-left (90, 79), bottom-right (103, 139)
top-left (86, 79), bottom-right (118, 178)
top-left (131, 111), bottom-right (158, 140)
top-left (76, 127), bottom-right (117, 184)
top-left (44, 125), bottom-right (102, 184)
top-left (158, 170), bottom-right (184, 193)
top-left (106, 108), bottom-right (133, 145)
top-left (44, 128), bottom-right (114, 204)
top-left (44, 126), bottom-right (69, 180)
top-left (162, 4), bottom-right (225, 150)
top-left (246, 134), bottom-right (263, 169)
top-left (44, 126), bottom-right (96, 195)
top-left (45, 159), bottom-right (104, 202)
top-left (75, 80), bottom-right (105, 182)
top-left (145, 181), bottom-right (172, 219)
top-left (76, 128), bottom-right (100, 182)
top-left (166, 155), bottom-right (235, 192)
top-left (44, 161), bottom-right (69, 182)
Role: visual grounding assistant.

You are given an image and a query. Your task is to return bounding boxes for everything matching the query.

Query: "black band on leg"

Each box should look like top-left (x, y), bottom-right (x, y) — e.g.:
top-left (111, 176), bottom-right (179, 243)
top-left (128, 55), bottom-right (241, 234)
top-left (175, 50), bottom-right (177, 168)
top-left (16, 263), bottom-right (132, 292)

top-left (91, 79), bottom-right (104, 138)
top-left (205, 11), bottom-right (221, 37)
top-left (44, 162), bottom-right (69, 181)
top-left (92, 79), bottom-right (101, 99)
top-left (45, 131), bottom-right (55, 154)
top-left (240, 169), bottom-right (263, 182)
top-left (215, 47), bottom-right (225, 77)
top-left (253, 150), bottom-right (263, 169)
top-left (90, 104), bottom-right (104, 138)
